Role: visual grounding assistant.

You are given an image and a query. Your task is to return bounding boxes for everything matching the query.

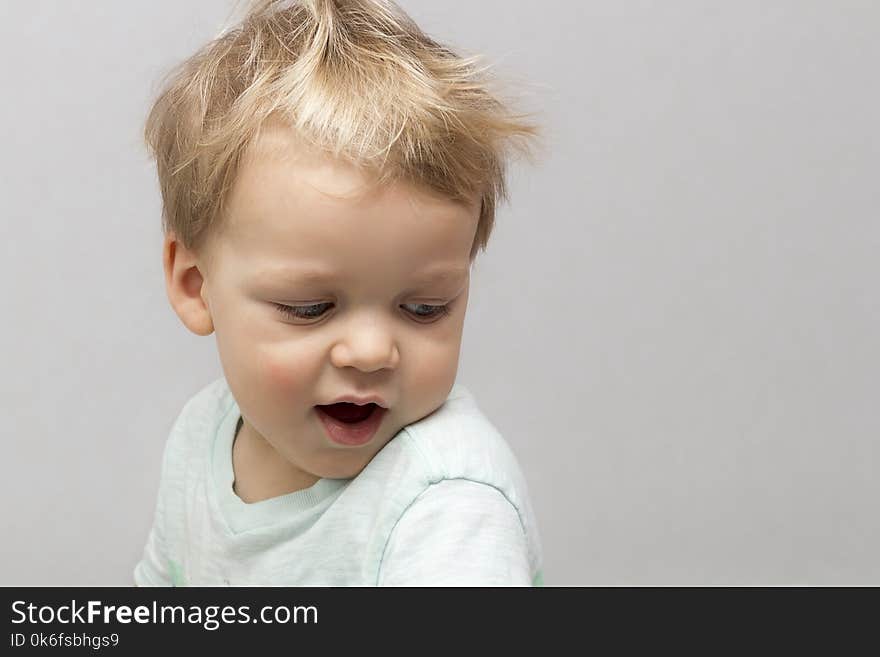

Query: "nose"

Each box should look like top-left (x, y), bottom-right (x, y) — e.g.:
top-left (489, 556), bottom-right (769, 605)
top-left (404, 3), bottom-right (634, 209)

top-left (330, 312), bottom-right (400, 372)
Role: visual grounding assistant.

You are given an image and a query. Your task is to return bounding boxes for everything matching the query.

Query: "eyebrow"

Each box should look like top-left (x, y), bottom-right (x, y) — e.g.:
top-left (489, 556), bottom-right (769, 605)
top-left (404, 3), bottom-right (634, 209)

top-left (252, 264), bottom-right (469, 285)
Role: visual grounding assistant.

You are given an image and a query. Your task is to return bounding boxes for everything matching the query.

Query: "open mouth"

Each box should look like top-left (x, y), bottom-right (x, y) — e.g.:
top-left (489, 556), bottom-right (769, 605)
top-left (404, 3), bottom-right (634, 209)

top-left (316, 402), bottom-right (378, 423)
top-left (314, 403), bottom-right (386, 446)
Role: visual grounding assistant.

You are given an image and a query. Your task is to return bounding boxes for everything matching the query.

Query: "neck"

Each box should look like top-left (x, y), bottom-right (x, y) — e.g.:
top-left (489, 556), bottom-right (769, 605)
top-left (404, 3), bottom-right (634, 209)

top-left (231, 418), bottom-right (320, 503)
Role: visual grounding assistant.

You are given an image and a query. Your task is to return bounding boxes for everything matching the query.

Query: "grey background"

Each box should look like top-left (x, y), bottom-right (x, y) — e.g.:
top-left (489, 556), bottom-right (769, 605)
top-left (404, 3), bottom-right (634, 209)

top-left (1, 0), bottom-right (877, 585)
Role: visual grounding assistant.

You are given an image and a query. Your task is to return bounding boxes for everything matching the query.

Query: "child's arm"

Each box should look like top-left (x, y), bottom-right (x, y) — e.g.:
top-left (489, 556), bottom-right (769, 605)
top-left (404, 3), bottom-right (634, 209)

top-left (377, 480), bottom-right (534, 586)
top-left (133, 510), bottom-right (173, 586)
top-left (133, 479), bottom-right (174, 586)
top-left (132, 411), bottom-right (188, 586)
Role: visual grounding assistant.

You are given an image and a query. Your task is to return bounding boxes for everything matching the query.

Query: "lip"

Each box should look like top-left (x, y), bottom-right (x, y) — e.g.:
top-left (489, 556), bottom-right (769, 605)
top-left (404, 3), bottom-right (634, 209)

top-left (325, 394), bottom-right (389, 409)
top-left (315, 404), bottom-right (387, 447)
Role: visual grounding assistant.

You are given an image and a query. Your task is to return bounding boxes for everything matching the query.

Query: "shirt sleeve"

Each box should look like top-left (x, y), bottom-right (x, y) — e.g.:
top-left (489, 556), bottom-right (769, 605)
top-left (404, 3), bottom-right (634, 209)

top-left (377, 479), bottom-right (532, 586)
top-left (133, 415), bottom-right (181, 586)
top-left (133, 510), bottom-right (171, 586)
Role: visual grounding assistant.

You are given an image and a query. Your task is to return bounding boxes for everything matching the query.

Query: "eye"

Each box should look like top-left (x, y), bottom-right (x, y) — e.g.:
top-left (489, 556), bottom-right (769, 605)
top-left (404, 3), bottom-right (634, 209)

top-left (401, 303), bottom-right (451, 322)
top-left (272, 301), bottom-right (451, 323)
top-left (273, 302), bottom-right (333, 321)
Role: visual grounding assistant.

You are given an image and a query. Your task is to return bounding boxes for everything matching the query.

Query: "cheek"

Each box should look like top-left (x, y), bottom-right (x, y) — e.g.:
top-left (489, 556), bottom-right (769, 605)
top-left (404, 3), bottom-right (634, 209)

top-left (264, 356), bottom-right (299, 390)
top-left (408, 336), bottom-right (461, 394)
top-left (258, 345), bottom-right (310, 396)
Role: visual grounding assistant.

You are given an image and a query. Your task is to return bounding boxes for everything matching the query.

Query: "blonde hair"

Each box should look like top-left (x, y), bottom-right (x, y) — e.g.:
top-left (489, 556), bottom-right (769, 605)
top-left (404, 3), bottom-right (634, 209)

top-left (144, 0), bottom-right (542, 262)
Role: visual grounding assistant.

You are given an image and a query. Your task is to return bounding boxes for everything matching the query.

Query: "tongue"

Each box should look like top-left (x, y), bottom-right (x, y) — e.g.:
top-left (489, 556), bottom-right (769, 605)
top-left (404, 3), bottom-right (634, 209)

top-left (318, 402), bottom-right (376, 424)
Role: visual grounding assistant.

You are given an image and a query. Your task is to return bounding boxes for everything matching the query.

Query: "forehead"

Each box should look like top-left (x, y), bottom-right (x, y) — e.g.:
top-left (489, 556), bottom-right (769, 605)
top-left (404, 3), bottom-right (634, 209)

top-left (218, 124), bottom-right (479, 277)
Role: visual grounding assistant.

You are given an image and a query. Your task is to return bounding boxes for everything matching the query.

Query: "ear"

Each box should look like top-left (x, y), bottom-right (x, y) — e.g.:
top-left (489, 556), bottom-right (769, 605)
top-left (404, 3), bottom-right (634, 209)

top-left (163, 232), bottom-right (214, 336)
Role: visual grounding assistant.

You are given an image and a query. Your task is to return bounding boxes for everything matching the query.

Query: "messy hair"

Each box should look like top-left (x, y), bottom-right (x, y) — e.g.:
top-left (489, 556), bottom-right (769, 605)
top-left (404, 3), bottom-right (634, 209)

top-left (144, 0), bottom-right (542, 262)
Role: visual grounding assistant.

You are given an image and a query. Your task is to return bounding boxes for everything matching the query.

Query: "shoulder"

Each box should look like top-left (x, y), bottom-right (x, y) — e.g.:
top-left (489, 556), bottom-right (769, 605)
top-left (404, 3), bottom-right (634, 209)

top-left (383, 383), bottom-right (531, 504)
top-left (377, 479), bottom-right (533, 586)
top-left (399, 479), bottom-right (523, 531)
top-left (161, 375), bottom-right (235, 467)
top-left (361, 383), bottom-right (543, 580)
top-left (176, 376), bottom-right (234, 428)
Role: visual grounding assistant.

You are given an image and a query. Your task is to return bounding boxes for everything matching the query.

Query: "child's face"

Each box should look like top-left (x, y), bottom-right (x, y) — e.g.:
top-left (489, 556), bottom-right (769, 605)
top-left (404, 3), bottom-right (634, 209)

top-left (167, 124), bottom-right (479, 486)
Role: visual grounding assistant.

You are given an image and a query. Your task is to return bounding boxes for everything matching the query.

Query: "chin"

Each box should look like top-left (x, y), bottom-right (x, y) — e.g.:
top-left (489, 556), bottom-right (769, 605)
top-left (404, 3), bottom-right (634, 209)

top-left (310, 451), bottom-right (375, 480)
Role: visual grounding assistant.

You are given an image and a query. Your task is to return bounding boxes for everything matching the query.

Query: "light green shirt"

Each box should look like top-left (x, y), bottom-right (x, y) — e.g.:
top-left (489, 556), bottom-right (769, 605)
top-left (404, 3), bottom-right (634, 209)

top-left (134, 377), bottom-right (543, 586)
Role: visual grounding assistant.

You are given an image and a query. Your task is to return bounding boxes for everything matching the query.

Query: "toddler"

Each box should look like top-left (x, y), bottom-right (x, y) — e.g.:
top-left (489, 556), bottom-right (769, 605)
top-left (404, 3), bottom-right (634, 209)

top-left (135, 0), bottom-right (543, 586)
